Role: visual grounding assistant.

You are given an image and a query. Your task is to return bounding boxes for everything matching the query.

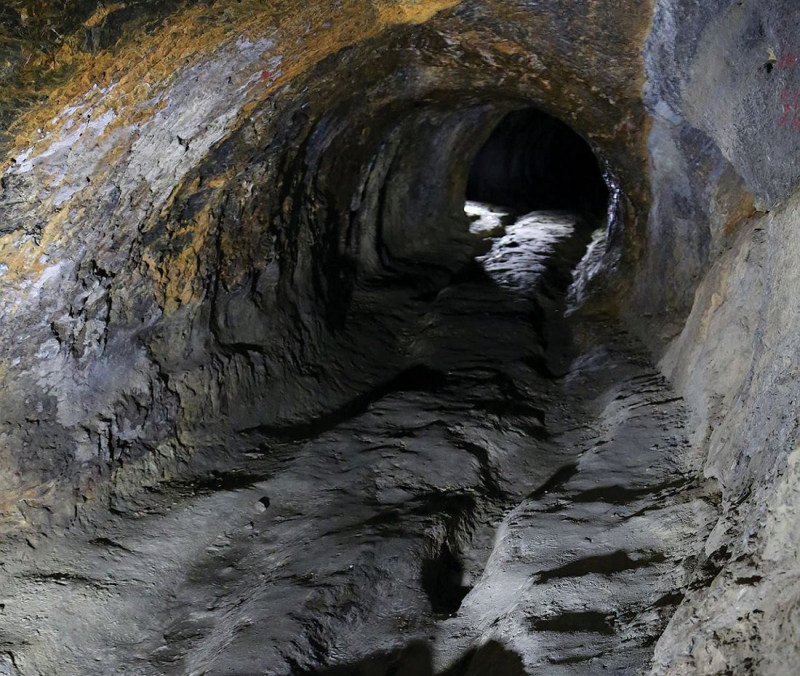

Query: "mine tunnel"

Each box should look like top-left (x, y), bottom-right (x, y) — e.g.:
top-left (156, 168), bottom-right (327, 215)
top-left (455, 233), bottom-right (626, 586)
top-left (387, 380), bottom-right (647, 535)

top-left (466, 107), bottom-right (609, 217)
top-left (0, 2), bottom-right (796, 676)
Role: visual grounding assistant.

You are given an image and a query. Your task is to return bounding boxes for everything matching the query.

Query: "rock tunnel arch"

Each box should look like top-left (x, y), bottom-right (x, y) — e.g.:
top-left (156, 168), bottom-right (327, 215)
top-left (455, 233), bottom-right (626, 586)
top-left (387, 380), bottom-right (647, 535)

top-left (187, 92), bottom-right (629, 436)
top-left (465, 106), bottom-right (611, 218)
top-left (0, 2), bottom-right (652, 512)
top-left (7, 0), bottom-right (790, 673)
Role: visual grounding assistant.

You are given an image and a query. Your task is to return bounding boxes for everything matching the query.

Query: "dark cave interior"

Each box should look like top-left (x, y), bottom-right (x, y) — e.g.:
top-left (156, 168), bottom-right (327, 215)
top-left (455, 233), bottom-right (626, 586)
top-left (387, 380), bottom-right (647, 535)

top-left (466, 108), bottom-right (609, 217)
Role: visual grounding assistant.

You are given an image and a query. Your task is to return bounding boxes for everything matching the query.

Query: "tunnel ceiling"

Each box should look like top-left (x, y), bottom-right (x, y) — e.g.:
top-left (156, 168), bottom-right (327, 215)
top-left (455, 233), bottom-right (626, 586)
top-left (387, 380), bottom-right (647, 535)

top-left (0, 1), bottom-right (800, 675)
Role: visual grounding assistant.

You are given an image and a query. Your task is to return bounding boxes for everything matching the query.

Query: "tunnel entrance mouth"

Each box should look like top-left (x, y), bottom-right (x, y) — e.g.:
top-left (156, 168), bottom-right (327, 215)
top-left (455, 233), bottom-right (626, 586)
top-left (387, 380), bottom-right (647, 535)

top-left (465, 108), bottom-right (609, 219)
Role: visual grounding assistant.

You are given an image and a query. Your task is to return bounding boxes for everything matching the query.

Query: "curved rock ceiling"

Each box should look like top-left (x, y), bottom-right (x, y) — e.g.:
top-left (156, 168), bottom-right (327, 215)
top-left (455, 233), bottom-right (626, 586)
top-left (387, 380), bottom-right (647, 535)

top-left (0, 1), bottom-right (797, 675)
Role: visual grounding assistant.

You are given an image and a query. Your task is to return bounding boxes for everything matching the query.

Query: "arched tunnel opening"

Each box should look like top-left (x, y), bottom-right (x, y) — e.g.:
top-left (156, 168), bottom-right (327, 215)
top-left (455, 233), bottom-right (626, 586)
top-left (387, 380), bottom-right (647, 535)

top-left (465, 107), bottom-right (610, 218)
top-left (0, 83), bottom-right (645, 674)
top-left (152, 92), bottom-right (638, 675)
top-left (263, 99), bottom-right (617, 363)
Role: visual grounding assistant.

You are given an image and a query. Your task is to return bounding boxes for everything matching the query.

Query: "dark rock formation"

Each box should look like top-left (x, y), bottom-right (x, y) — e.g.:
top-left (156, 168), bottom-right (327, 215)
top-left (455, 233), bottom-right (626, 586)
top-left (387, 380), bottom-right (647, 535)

top-left (0, 1), bottom-right (796, 675)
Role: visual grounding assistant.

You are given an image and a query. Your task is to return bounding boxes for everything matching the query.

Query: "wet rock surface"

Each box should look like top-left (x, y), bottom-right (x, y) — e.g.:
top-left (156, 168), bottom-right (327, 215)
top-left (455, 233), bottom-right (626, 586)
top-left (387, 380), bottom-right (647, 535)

top-left (0, 209), bottom-right (711, 674)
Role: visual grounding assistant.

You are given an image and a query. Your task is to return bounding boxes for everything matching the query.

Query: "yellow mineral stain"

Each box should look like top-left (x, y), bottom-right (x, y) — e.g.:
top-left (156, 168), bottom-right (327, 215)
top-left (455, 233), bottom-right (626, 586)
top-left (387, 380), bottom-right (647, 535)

top-left (4, 0), bottom-right (463, 166)
top-left (376, 0), bottom-right (461, 25)
top-left (723, 191), bottom-right (758, 238)
top-left (84, 3), bottom-right (128, 28)
top-left (0, 0), bottom-right (465, 298)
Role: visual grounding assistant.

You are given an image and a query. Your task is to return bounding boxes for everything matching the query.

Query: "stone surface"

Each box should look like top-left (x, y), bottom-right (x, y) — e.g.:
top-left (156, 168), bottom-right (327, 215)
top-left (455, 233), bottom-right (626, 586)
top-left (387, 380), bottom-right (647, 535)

top-left (0, 210), bottom-right (710, 675)
top-left (0, 1), bottom-right (798, 674)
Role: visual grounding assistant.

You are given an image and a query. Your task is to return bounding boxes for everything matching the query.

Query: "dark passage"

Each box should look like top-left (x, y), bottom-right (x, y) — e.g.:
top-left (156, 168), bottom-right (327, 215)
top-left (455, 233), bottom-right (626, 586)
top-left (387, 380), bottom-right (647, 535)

top-left (421, 545), bottom-right (472, 617)
top-left (0, 74), bottom-right (695, 675)
top-left (466, 108), bottom-right (609, 216)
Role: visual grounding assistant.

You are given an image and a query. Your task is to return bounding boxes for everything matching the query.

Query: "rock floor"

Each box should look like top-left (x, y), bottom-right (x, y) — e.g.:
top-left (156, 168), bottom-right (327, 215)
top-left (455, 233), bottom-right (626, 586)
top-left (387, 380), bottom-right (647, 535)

top-left (0, 207), bottom-right (716, 676)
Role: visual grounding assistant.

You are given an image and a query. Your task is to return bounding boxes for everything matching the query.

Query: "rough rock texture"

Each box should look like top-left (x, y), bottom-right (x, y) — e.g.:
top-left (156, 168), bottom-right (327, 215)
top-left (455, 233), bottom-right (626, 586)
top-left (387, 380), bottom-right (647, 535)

top-left (0, 0), bottom-right (798, 674)
top-left (635, 2), bottom-right (800, 673)
top-left (0, 0), bottom-right (653, 532)
top-left (0, 210), bottom-right (714, 675)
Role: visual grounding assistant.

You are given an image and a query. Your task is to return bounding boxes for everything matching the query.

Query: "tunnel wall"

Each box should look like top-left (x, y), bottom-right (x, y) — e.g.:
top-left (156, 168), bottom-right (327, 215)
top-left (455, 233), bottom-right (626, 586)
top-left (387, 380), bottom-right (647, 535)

top-left (0, 0), bottom-right (652, 530)
top-left (636, 1), bottom-right (800, 673)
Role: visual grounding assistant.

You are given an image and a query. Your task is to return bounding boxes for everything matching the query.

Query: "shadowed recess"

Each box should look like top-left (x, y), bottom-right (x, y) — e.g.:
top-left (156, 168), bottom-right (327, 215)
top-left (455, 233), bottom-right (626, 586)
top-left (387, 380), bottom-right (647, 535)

top-left (466, 108), bottom-right (609, 216)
